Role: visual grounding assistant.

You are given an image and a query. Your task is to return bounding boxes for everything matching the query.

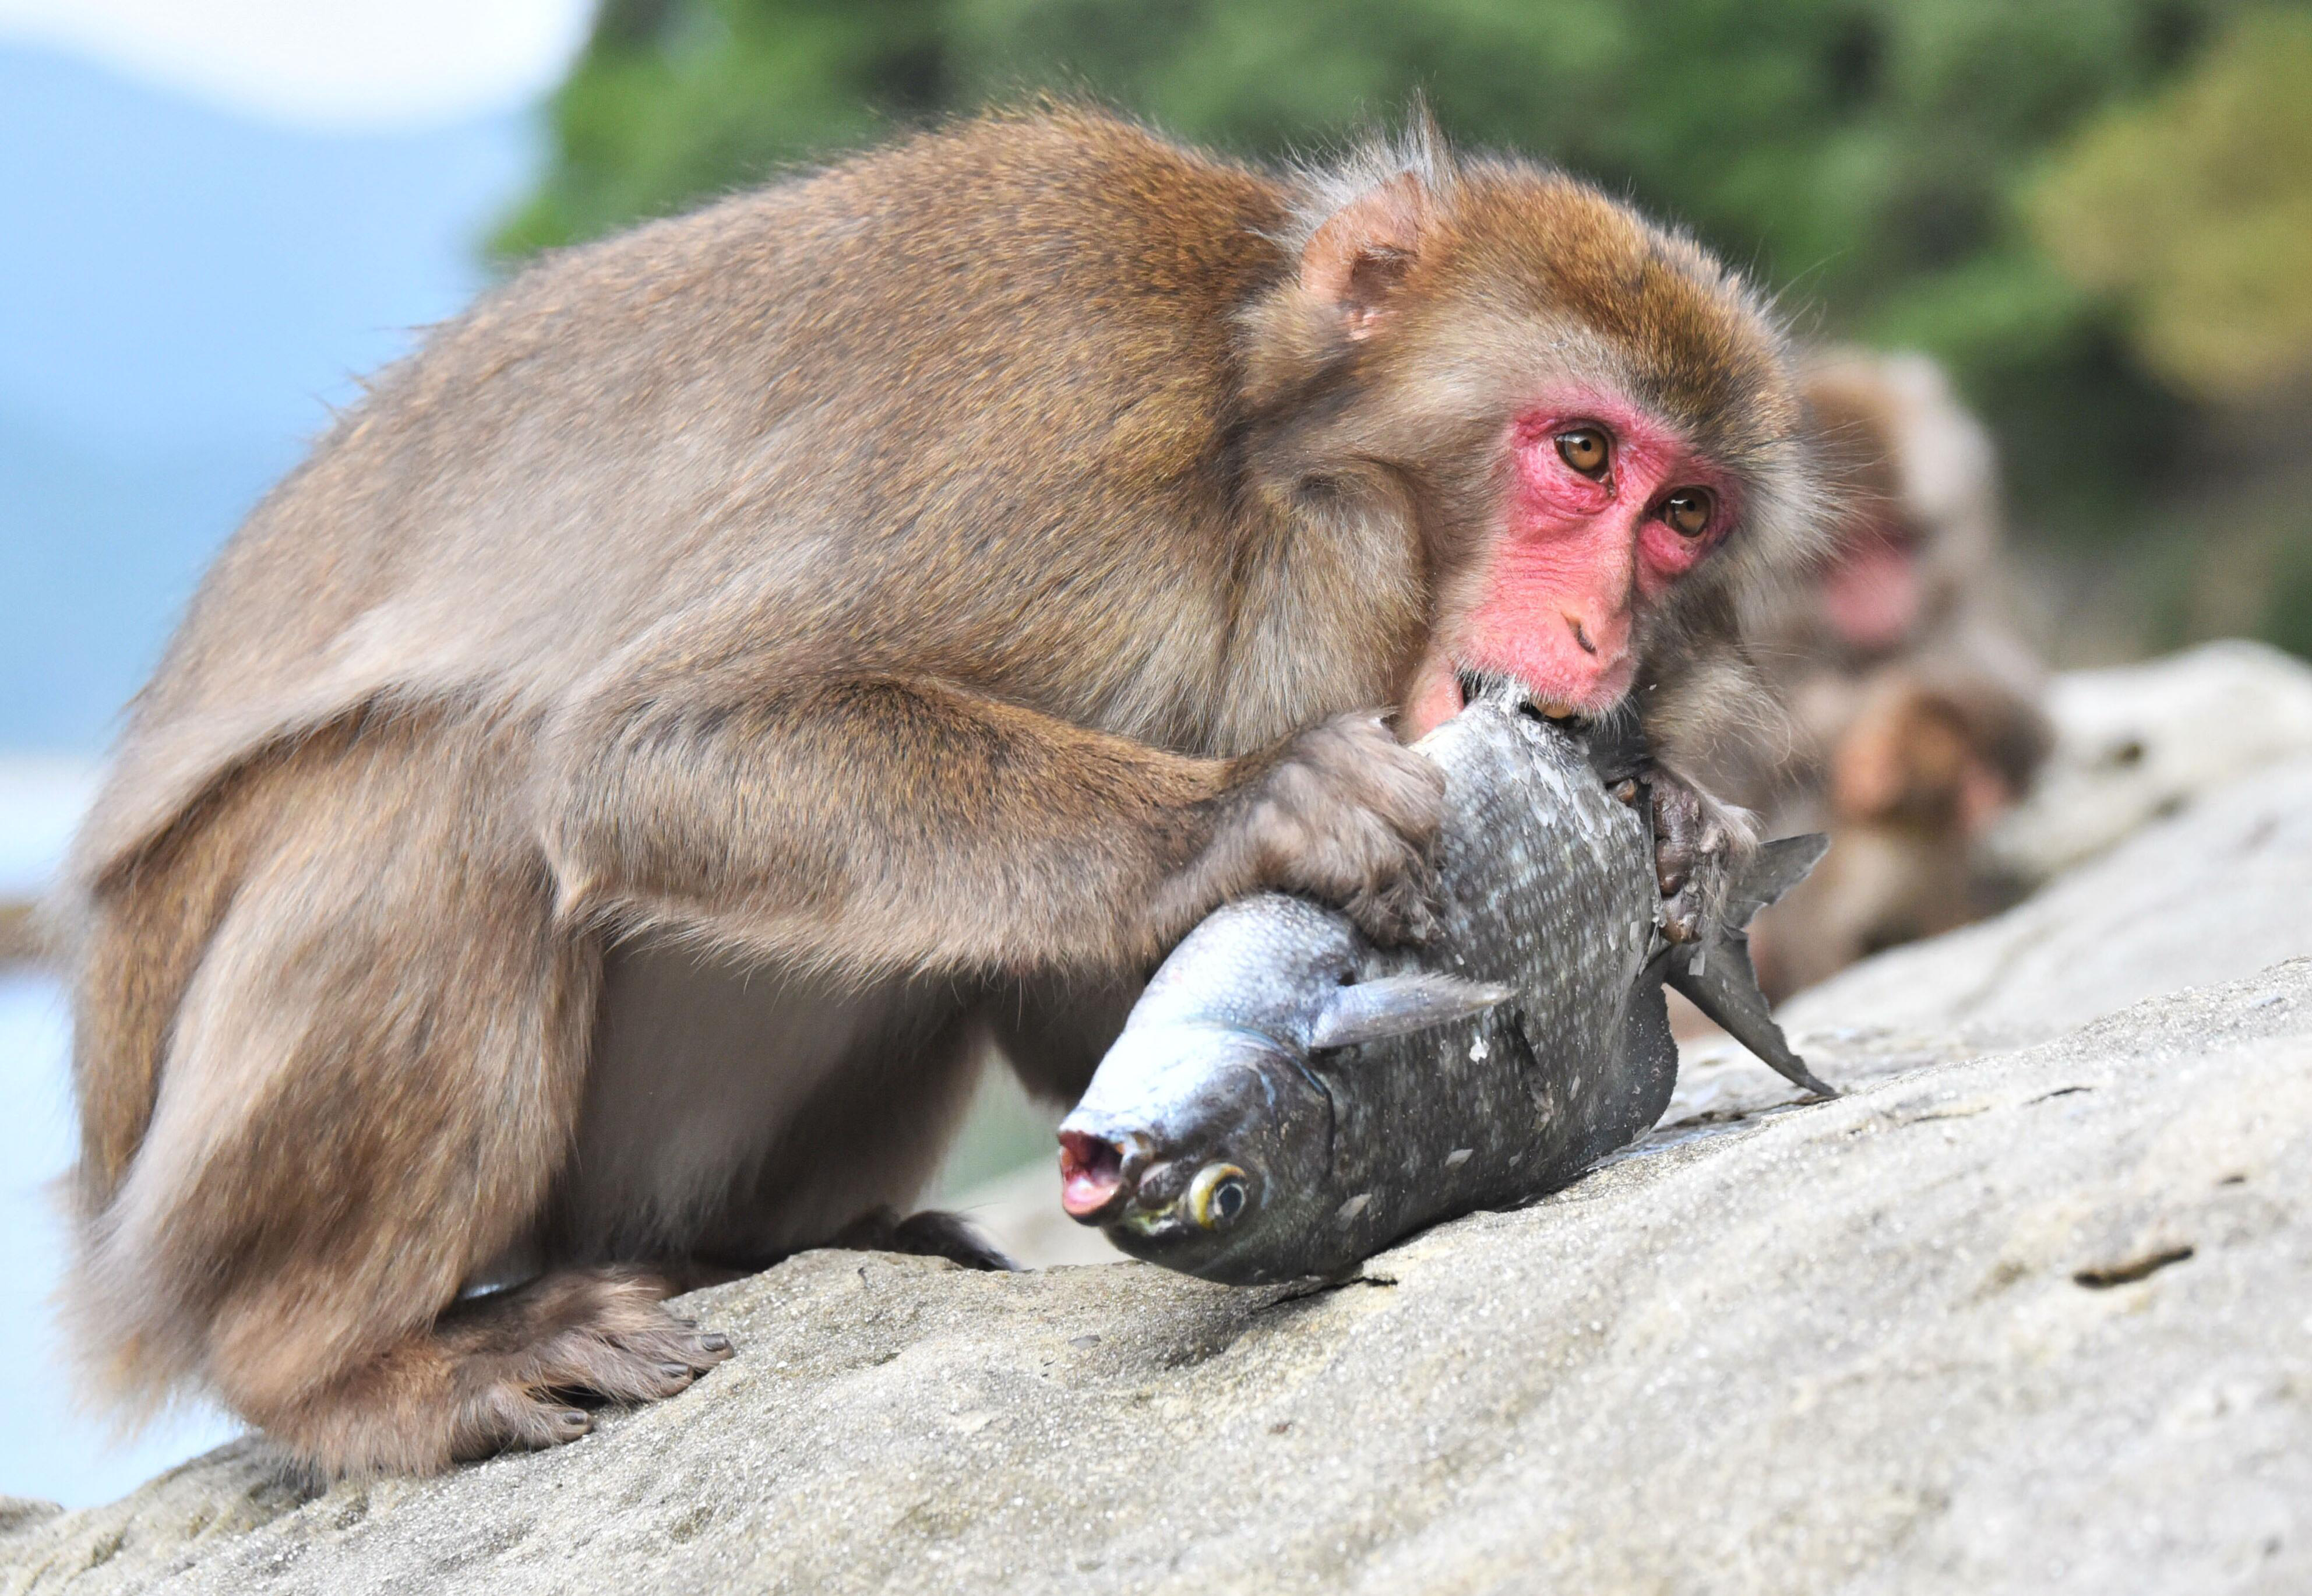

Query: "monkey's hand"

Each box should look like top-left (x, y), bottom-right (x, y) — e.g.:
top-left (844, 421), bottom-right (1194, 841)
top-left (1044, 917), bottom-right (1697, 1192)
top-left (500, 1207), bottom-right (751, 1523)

top-left (1194, 711), bottom-right (1446, 945)
top-left (1647, 767), bottom-right (1741, 945)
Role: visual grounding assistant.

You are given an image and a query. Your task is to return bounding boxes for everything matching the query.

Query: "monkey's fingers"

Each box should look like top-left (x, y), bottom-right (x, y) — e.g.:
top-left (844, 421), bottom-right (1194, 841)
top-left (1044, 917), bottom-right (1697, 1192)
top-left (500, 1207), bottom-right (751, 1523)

top-left (1206, 710), bottom-right (1444, 945)
top-left (889, 1209), bottom-right (1020, 1271)
top-left (1341, 851), bottom-right (1441, 946)
top-left (1651, 773), bottom-right (1729, 944)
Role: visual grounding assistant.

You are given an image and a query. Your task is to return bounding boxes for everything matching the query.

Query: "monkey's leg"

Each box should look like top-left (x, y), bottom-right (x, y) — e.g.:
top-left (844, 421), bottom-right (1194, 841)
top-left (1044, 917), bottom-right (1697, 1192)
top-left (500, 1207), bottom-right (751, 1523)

top-left (985, 971), bottom-right (1145, 1110)
top-left (555, 938), bottom-right (1004, 1274)
top-left (70, 715), bottom-right (722, 1475)
top-left (537, 637), bottom-right (1445, 972)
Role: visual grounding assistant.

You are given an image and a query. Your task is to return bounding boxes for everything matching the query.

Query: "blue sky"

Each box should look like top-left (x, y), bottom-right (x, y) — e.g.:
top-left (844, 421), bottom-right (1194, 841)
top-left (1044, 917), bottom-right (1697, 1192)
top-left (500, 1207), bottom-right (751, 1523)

top-left (0, 3), bottom-right (589, 752)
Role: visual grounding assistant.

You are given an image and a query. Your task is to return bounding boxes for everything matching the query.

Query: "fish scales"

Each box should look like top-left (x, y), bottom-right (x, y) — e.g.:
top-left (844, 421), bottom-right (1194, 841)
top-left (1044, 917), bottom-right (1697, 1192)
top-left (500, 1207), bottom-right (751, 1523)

top-left (1058, 689), bottom-right (1830, 1284)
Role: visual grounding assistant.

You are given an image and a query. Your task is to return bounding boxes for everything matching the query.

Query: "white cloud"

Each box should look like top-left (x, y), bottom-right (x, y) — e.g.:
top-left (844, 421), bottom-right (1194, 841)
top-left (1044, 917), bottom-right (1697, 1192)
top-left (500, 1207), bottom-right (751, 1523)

top-left (0, 0), bottom-right (595, 129)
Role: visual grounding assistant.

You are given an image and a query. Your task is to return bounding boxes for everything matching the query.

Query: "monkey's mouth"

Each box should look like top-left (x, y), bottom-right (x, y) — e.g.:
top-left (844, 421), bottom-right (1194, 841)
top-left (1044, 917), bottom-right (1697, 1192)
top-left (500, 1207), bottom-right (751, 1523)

top-left (1455, 668), bottom-right (1579, 723)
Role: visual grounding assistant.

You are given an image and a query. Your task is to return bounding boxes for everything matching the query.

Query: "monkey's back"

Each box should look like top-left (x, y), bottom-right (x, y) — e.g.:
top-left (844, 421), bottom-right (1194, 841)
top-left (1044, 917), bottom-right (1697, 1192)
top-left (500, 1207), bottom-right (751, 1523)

top-left (69, 111), bottom-right (1296, 900)
top-left (58, 114), bottom-right (1326, 1219)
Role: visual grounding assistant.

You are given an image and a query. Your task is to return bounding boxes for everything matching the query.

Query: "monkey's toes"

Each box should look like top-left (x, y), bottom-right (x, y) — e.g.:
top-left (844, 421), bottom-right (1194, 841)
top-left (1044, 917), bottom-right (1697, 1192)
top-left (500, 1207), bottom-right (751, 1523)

top-left (453, 1384), bottom-right (597, 1460)
top-left (454, 1267), bottom-right (736, 1432)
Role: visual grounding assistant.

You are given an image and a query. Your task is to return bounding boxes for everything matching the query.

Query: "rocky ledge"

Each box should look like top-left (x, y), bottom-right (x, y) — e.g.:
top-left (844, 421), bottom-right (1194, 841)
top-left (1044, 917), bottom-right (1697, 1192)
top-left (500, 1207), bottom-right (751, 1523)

top-left (5, 661), bottom-right (2309, 1595)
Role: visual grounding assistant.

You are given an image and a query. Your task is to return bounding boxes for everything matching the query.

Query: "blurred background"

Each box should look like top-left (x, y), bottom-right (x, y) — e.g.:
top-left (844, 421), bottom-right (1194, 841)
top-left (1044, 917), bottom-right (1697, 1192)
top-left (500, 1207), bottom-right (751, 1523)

top-left (2, 0), bottom-right (2307, 1506)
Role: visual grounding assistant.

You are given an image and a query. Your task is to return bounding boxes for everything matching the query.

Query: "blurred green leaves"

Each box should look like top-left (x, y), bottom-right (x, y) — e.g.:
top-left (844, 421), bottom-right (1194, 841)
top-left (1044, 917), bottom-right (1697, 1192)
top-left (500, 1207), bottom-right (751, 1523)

top-left (494, 0), bottom-right (2297, 540)
top-left (2032, 8), bottom-right (2312, 403)
top-left (493, 0), bottom-right (951, 256)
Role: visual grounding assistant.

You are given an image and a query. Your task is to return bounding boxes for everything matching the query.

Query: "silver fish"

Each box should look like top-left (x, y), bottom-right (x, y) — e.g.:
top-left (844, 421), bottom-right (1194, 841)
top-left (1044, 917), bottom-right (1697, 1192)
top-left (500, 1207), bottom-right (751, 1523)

top-left (1056, 686), bottom-right (1833, 1284)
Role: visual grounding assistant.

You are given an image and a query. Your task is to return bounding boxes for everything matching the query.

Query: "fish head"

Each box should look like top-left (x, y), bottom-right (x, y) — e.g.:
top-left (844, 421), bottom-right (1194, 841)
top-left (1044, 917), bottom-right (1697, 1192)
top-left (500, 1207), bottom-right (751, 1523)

top-left (1056, 1021), bottom-right (1333, 1280)
top-left (1058, 970), bottom-right (1514, 1281)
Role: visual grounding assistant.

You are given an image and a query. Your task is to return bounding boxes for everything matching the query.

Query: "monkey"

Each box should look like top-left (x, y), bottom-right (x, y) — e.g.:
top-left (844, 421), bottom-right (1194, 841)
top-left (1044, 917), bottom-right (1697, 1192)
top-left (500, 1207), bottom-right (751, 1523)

top-left (57, 108), bottom-right (1822, 1477)
top-left (1710, 348), bottom-right (2053, 997)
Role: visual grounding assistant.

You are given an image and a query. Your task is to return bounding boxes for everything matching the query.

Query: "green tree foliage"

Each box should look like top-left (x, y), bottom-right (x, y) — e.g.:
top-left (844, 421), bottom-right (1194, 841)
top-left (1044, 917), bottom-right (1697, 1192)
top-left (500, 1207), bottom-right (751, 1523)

top-left (2032, 8), bottom-right (2312, 403)
top-left (493, 0), bottom-right (2278, 534)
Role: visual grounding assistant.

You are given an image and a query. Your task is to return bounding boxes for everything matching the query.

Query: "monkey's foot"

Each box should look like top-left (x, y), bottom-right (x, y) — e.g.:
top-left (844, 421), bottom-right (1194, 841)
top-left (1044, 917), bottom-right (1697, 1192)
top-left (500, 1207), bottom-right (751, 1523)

top-left (431, 1266), bottom-right (733, 1461)
top-left (836, 1206), bottom-right (1019, 1271)
top-left (1648, 769), bottom-right (1735, 943)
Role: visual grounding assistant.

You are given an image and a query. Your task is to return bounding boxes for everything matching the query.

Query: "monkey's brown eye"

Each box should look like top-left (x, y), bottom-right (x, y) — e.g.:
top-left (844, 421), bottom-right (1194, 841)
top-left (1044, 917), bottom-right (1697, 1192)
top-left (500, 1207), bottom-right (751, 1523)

top-left (1662, 488), bottom-right (1714, 538)
top-left (1554, 427), bottom-right (1609, 478)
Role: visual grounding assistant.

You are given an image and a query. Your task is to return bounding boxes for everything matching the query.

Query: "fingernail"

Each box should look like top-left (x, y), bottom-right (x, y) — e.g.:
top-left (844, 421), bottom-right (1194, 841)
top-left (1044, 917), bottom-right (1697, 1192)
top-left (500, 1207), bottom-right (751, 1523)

top-left (699, 1333), bottom-right (731, 1352)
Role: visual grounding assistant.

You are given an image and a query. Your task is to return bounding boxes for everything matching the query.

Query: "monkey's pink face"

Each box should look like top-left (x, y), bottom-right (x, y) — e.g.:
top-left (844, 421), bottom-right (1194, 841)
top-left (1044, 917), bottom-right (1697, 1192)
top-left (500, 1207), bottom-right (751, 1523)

top-left (1820, 517), bottom-right (1922, 651)
top-left (1405, 392), bottom-right (1735, 737)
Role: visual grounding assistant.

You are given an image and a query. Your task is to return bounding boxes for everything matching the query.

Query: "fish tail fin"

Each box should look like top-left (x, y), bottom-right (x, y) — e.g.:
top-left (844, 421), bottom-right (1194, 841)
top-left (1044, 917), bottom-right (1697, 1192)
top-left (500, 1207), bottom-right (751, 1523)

top-left (1668, 833), bottom-right (1838, 1099)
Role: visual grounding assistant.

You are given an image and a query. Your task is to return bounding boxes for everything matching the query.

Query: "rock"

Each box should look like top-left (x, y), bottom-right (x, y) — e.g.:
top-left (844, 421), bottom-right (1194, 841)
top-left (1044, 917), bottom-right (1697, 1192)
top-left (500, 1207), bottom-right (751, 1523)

top-left (1989, 639), bottom-right (2312, 883)
top-left (8, 670), bottom-right (2311, 1595)
top-left (7, 960), bottom-right (2304, 1595)
top-left (0, 1505), bottom-right (59, 1541)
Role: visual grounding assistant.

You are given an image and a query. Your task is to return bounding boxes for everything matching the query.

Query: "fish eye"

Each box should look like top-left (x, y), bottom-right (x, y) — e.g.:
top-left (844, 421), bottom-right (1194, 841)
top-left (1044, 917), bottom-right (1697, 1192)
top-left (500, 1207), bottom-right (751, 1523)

top-left (1187, 1163), bottom-right (1250, 1231)
top-left (1662, 487), bottom-right (1714, 538)
top-left (1554, 426), bottom-right (1610, 479)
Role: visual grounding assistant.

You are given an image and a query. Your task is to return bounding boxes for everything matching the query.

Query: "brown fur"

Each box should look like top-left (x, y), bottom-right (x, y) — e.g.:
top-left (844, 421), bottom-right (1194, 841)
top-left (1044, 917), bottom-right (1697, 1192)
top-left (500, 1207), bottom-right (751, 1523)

top-left (59, 108), bottom-right (1818, 1474)
top-left (1736, 350), bottom-right (2053, 996)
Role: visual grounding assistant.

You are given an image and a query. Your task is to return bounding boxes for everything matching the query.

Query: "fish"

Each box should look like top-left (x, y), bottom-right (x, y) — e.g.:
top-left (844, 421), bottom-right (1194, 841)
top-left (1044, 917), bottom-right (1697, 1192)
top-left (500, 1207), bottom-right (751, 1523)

top-left (1055, 683), bottom-right (1834, 1285)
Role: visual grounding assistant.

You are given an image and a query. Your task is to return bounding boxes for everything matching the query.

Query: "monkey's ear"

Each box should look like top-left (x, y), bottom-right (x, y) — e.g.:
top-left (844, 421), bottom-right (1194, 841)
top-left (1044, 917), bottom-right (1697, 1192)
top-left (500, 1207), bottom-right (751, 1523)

top-left (1300, 172), bottom-right (1436, 341)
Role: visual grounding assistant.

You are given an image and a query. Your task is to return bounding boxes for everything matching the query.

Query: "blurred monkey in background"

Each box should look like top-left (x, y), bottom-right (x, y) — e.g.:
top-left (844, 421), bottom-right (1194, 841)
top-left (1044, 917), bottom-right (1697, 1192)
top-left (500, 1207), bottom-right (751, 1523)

top-left (1726, 349), bottom-right (2053, 998)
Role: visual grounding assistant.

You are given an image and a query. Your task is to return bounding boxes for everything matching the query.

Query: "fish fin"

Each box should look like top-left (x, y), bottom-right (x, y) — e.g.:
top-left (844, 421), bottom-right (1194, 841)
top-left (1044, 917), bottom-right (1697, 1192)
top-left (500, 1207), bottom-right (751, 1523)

top-left (1724, 833), bottom-right (1831, 927)
top-left (1666, 942), bottom-right (1837, 1098)
top-left (1667, 833), bottom-right (1839, 1099)
top-left (1310, 973), bottom-right (1514, 1051)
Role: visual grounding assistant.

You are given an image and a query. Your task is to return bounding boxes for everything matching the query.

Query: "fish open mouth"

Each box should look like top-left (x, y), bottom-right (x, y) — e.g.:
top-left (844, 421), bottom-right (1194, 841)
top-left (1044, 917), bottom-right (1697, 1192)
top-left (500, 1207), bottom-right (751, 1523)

top-left (1058, 1129), bottom-right (1128, 1221)
top-left (1455, 668), bottom-right (1580, 723)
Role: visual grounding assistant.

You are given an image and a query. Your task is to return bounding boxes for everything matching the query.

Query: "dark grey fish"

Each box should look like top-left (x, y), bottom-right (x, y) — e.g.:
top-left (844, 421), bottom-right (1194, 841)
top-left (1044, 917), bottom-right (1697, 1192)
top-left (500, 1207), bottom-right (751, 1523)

top-left (1056, 688), bottom-right (1832, 1284)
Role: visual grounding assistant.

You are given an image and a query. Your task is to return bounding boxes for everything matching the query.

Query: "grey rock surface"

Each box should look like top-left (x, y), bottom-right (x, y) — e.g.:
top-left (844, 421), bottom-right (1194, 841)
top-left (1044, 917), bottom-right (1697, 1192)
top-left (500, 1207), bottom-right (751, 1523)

top-left (1988, 639), bottom-right (2312, 882)
top-left (8, 682), bottom-right (2311, 1595)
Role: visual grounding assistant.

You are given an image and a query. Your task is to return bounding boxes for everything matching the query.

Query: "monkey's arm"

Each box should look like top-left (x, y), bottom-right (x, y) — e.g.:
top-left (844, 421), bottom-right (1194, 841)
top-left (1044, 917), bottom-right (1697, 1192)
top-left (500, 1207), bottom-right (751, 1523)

top-left (535, 636), bottom-right (1441, 975)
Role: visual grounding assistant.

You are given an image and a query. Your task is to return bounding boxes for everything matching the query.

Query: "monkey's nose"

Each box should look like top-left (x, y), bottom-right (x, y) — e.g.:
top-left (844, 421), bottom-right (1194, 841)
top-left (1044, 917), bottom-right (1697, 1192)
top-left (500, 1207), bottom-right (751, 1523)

top-left (1566, 614), bottom-right (1599, 656)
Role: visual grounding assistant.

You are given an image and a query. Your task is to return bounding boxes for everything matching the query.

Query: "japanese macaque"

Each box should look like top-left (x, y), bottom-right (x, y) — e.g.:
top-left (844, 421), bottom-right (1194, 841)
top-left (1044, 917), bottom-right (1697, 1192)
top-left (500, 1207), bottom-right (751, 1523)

top-left (59, 109), bottom-right (1820, 1477)
top-left (1723, 350), bottom-right (2052, 997)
